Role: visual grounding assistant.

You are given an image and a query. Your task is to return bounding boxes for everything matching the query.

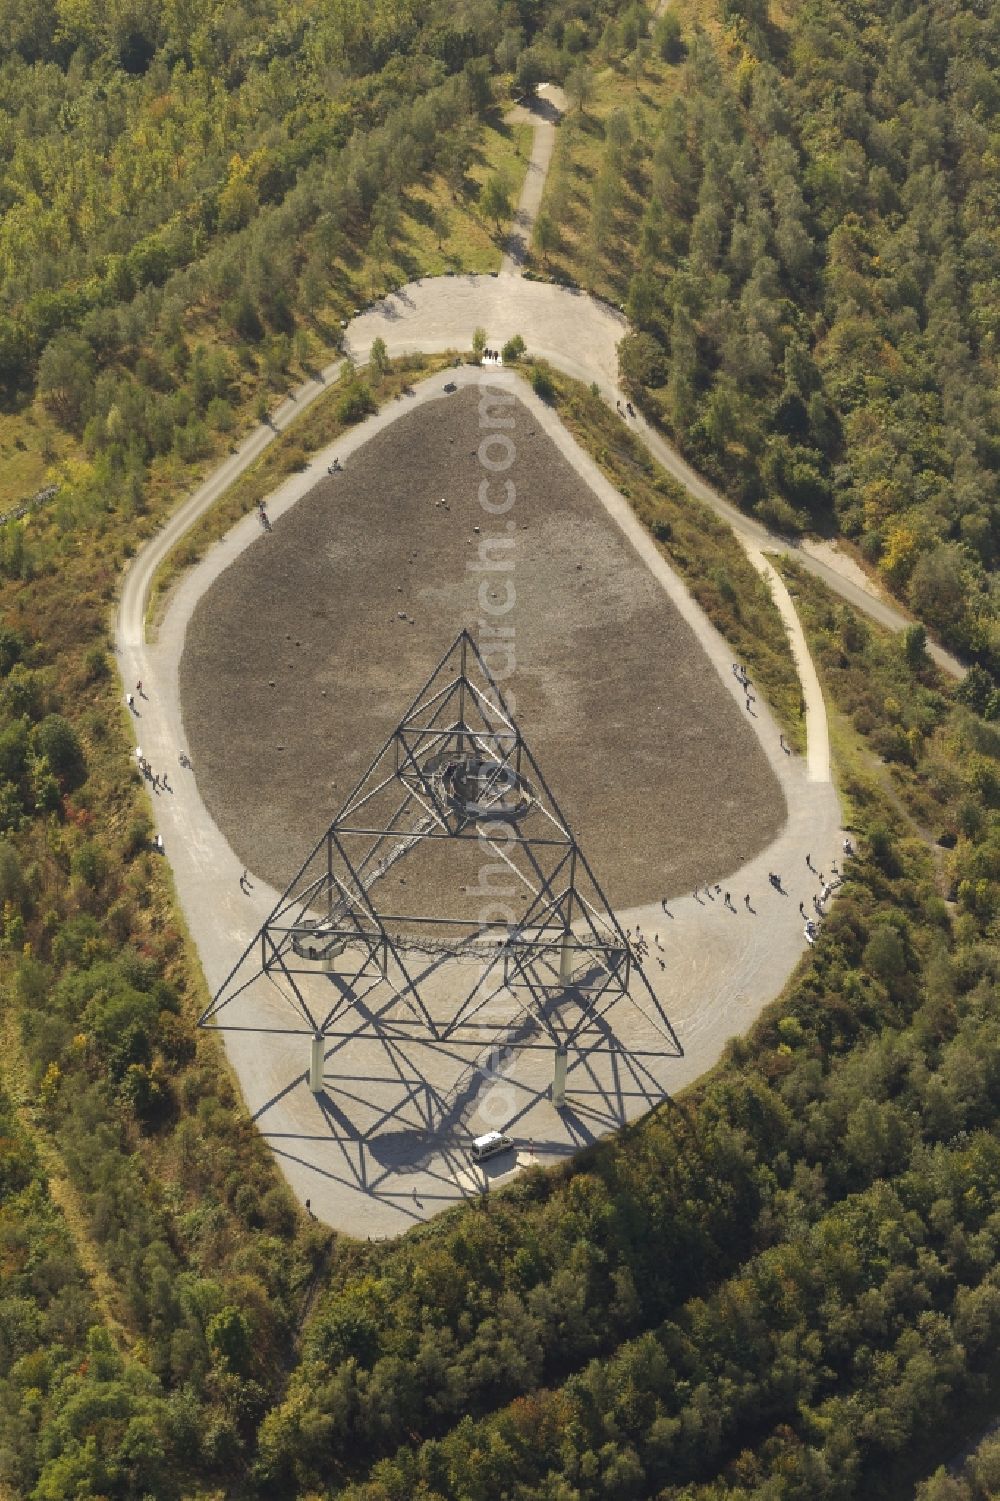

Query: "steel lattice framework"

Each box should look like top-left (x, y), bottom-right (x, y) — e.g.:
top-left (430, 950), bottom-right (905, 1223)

top-left (200, 630), bottom-right (680, 1090)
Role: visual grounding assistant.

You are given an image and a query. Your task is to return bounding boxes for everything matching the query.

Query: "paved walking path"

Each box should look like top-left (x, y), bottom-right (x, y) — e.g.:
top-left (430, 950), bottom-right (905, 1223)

top-left (501, 84), bottom-right (566, 274)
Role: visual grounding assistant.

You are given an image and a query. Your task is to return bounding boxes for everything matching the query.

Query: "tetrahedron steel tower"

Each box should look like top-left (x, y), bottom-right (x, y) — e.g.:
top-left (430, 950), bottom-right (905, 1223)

top-left (200, 630), bottom-right (680, 1098)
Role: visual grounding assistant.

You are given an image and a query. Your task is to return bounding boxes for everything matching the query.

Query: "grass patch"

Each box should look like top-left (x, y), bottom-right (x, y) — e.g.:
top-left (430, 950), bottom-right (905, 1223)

top-left (530, 47), bottom-right (688, 300)
top-left (314, 115), bottom-right (534, 304)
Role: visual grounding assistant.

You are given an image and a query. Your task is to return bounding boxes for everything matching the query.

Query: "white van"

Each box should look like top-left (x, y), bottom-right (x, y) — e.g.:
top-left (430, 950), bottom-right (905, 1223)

top-left (470, 1131), bottom-right (513, 1162)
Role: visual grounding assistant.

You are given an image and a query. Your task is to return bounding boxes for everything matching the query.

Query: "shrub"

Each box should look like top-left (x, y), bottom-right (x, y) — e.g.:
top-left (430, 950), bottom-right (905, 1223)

top-left (369, 337), bottom-right (390, 381)
top-left (83, 645), bottom-right (109, 682)
top-left (0, 627), bottom-right (25, 677)
top-left (124, 817), bottom-right (152, 859)
top-left (282, 443), bottom-right (309, 472)
top-left (335, 379), bottom-right (376, 424)
top-left (206, 396), bottom-right (235, 433)
top-left (655, 11), bottom-right (684, 61)
top-left (1, 664), bottom-right (45, 720)
top-left (0, 836), bottom-right (24, 906)
top-left (502, 334), bottom-right (526, 363)
top-left (755, 495), bottom-right (805, 536)
top-left (902, 623), bottom-right (928, 669)
top-left (70, 841), bottom-right (107, 889)
top-left (530, 366), bottom-right (555, 401)
top-left (31, 714), bottom-right (86, 788)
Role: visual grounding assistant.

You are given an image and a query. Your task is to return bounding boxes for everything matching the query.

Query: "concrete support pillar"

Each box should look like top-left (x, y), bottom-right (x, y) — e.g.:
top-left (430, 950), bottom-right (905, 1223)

top-left (552, 1044), bottom-right (568, 1109)
top-left (309, 1033), bottom-right (325, 1094)
top-left (560, 930), bottom-right (573, 983)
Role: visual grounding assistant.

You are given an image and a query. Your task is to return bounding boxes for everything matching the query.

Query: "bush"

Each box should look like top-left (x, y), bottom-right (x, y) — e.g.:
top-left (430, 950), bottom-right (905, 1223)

top-left (902, 623), bottom-right (928, 669)
top-left (530, 366), bottom-right (555, 401)
top-left (0, 627), bottom-right (26, 677)
top-left (502, 334), bottom-right (526, 363)
top-left (124, 816), bottom-right (152, 859)
top-left (206, 396), bottom-right (235, 433)
top-left (618, 330), bottom-right (666, 389)
top-left (282, 443), bottom-right (309, 473)
top-left (335, 379), bottom-right (376, 425)
top-left (31, 714), bottom-right (86, 788)
top-left (70, 841), bottom-right (107, 889)
top-left (0, 836), bottom-right (24, 906)
top-left (83, 645), bottom-right (109, 682)
top-left (754, 495), bottom-right (804, 536)
top-left (654, 11), bottom-right (684, 61)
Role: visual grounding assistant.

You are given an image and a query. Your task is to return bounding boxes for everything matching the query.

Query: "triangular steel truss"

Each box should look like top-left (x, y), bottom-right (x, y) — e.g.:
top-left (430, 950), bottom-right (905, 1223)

top-left (201, 630), bottom-right (680, 1065)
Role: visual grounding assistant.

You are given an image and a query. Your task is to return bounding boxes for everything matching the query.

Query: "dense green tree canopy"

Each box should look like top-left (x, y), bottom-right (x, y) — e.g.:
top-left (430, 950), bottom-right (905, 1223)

top-left (0, 1), bottom-right (998, 1498)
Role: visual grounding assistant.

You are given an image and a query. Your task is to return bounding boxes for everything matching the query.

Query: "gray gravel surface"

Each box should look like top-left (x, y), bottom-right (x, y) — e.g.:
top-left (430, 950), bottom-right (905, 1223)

top-left (180, 386), bottom-right (785, 909)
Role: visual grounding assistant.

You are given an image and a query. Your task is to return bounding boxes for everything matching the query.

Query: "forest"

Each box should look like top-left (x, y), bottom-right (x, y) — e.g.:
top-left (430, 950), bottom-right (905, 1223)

top-left (538, 0), bottom-right (1000, 682)
top-left (0, 0), bottom-right (998, 1497)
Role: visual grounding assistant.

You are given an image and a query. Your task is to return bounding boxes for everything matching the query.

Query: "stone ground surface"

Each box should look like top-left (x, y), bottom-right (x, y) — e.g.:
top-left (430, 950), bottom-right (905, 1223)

top-left (179, 385), bottom-right (785, 909)
top-left (123, 367), bottom-right (844, 1238)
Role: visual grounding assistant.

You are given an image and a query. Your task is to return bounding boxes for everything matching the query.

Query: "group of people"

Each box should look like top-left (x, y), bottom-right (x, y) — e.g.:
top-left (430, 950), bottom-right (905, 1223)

top-left (480, 348), bottom-right (503, 365)
top-left (613, 841), bottom-right (855, 987)
top-left (684, 835), bottom-right (857, 943)
top-left (624, 924), bottom-right (667, 972)
top-left (615, 399), bottom-right (636, 418)
top-left (732, 662), bottom-right (756, 716)
top-left (798, 838), bottom-right (854, 941)
top-left (134, 744), bottom-right (169, 794)
top-left (693, 882), bottom-right (738, 908)
top-left (257, 500), bottom-right (272, 531)
top-left (128, 678), bottom-right (171, 852)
